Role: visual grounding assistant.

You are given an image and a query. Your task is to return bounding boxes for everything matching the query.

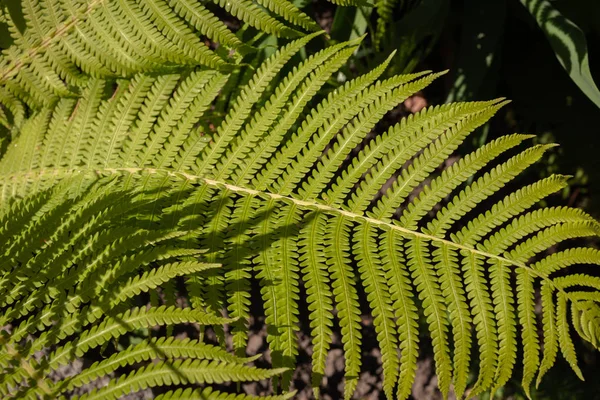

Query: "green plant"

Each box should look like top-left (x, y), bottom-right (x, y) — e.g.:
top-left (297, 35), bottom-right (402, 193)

top-left (0, 0), bottom-right (359, 111)
top-left (0, 179), bottom-right (292, 399)
top-left (520, 0), bottom-right (600, 108)
top-left (1, 2), bottom-right (599, 400)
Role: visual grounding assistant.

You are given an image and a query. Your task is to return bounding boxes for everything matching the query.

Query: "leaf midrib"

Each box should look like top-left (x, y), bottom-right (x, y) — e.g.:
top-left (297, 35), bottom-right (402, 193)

top-left (1, 166), bottom-right (543, 275)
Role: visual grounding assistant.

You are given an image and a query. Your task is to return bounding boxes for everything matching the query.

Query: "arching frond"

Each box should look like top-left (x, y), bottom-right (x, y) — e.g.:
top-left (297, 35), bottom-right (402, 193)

top-left (1, 35), bottom-right (598, 400)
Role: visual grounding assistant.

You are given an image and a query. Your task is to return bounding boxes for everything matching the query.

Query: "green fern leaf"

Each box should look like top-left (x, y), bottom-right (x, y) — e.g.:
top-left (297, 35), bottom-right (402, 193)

top-left (536, 282), bottom-right (558, 387)
top-left (326, 215), bottom-right (362, 400)
top-left (0, 184), bottom-right (287, 398)
top-left (75, 359), bottom-right (288, 400)
top-left (557, 292), bottom-right (585, 381)
top-left (383, 230), bottom-right (419, 400)
top-left (299, 213), bottom-right (334, 396)
top-left (0, 0), bottom-right (351, 109)
top-left (490, 260), bottom-right (517, 394)
top-left (462, 251), bottom-right (497, 396)
top-left (155, 387), bottom-right (296, 400)
top-left (354, 222), bottom-right (399, 398)
top-left (1, 36), bottom-right (599, 399)
top-left (432, 242), bottom-right (471, 399)
top-left (225, 195), bottom-right (259, 355)
top-left (517, 269), bottom-right (540, 399)
top-left (56, 337), bottom-right (256, 393)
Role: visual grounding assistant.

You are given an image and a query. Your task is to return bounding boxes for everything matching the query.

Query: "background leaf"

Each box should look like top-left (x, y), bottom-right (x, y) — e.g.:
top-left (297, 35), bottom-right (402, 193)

top-left (521, 0), bottom-right (600, 108)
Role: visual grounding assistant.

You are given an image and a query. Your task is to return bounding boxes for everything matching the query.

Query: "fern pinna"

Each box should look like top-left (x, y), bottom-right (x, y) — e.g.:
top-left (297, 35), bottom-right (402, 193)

top-left (0, 34), bottom-right (599, 399)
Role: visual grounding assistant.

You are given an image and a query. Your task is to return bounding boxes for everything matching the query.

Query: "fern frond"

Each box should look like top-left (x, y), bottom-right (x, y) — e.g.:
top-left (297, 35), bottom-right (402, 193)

top-left (0, 0), bottom-right (233, 108)
top-left (168, 0), bottom-right (250, 53)
top-left (215, 39), bottom-right (360, 182)
top-left (269, 204), bottom-right (303, 390)
top-left (112, 261), bottom-right (220, 303)
top-left (255, 0), bottom-right (320, 32)
top-left (5, 306), bottom-right (236, 398)
top-left (4, 246), bottom-right (204, 346)
top-left (210, 0), bottom-right (300, 38)
top-left (196, 190), bottom-right (233, 343)
top-left (273, 70), bottom-right (433, 196)
top-left (553, 274), bottom-right (600, 291)
top-left (253, 51), bottom-right (398, 190)
top-left (49, 306), bottom-right (231, 366)
top-left (300, 72), bottom-right (447, 200)
top-left (252, 200), bottom-right (283, 367)
top-left (140, 70), bottom-right (229, 169)
top-left (572, 301), bottom-right (600, 348)
top-left (453, 174), bottom-right (570, 246)
top-left (193, 31), bottom-right (324, 176)
top-left (1, 38), bottom-right (599, 399)
top-left (425, 143), bottom-right (555, 237)
top-left (225, 195), bottom-right (259, 355)
top-left (482, 206), bottom-right (597, 253)
top-left (509, 221), bottom-right (600, 262)
top-left (401, 133), bottom-right (533, 231)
